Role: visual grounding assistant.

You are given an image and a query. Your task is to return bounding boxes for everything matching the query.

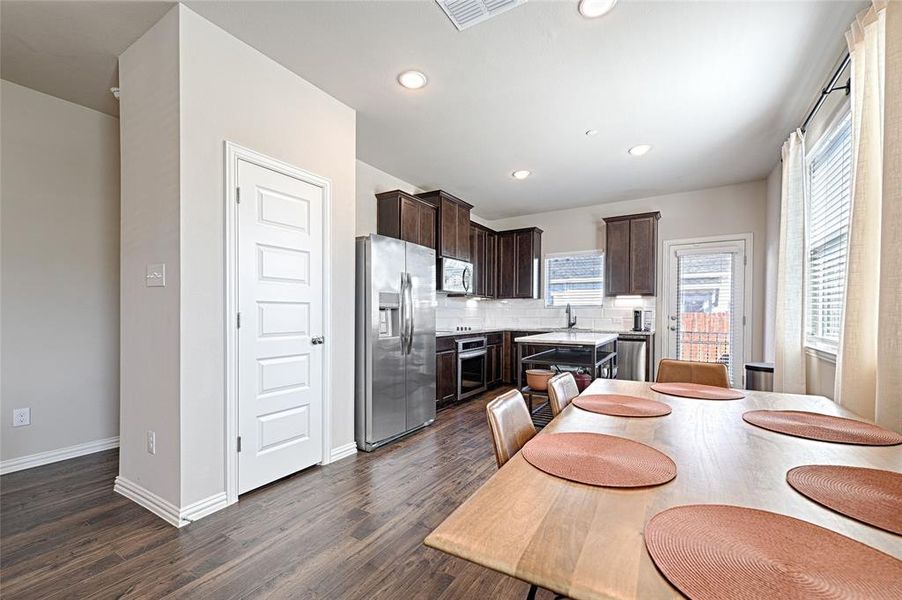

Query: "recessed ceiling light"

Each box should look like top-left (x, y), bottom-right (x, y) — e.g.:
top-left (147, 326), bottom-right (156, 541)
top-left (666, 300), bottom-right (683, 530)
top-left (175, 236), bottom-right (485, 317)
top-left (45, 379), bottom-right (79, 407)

top-left (512, 170), bottom-right (531, 180)
top-left (628, 144), bottom-right (653, 157)
top-left (397, 70), bottom-right (428, 90)
top-left (578, 0), bottom-right (618, 19)
top-left (585, 129), bottom-right (599, 137)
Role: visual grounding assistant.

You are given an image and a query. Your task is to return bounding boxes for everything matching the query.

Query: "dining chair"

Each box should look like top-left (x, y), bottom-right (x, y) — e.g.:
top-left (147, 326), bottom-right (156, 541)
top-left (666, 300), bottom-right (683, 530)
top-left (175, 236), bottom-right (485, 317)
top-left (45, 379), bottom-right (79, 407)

top-left (486, 389), bottom-right (537, 469)
top-left (656, 358), bottom-right (730, 388)
top-left (486, 391), bottom-right (561, 599)
top-left (547, 372), bottom-right (579, 417)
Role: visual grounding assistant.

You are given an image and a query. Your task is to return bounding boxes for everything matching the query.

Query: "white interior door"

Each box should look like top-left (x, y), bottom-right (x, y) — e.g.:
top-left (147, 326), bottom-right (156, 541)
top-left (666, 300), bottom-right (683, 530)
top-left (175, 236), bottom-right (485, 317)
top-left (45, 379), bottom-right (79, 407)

top-left (237, 159), bottom-right (324, 495)
top-left (665, 239), bottom-right (747, 386)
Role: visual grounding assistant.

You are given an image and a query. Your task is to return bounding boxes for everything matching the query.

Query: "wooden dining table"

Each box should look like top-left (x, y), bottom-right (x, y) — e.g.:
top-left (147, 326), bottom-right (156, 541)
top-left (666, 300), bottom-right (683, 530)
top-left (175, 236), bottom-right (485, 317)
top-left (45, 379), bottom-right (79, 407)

top-left (424, 379), bottom-right (902, 600)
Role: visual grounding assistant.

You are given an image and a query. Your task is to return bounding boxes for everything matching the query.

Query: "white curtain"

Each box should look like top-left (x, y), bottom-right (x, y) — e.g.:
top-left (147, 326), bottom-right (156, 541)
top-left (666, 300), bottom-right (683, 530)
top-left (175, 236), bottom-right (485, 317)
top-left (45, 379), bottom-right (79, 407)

top-left (773, 131), bottom-right (807, 394)
top-left (835, 0), bottom-right (901, 432)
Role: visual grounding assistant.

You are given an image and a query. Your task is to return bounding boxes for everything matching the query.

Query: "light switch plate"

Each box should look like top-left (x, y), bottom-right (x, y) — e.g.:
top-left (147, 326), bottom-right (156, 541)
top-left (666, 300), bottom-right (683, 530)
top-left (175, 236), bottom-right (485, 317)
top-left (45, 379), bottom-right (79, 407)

top-left (146, 264), bottom-right (166, 287)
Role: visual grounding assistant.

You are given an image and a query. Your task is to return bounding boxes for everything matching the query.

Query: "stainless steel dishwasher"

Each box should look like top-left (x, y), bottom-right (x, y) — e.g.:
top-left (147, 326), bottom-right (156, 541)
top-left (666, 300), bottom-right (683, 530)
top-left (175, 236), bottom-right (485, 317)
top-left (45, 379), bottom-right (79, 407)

top-left (616, 334), bottom-right (648, 381)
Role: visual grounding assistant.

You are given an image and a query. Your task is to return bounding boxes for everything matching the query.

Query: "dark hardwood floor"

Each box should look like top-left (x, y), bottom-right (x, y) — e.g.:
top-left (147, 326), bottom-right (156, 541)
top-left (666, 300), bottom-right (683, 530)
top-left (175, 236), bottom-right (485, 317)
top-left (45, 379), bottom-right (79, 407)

top-left (1, 388), bottom-right (557, 599)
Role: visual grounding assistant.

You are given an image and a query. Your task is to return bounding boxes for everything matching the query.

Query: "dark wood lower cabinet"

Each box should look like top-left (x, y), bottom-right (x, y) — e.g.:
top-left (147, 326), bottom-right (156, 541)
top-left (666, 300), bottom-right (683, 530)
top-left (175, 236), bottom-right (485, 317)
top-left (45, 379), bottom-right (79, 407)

top-left (487, 344), bottom-right (502, 387)
top-left (436, 350), bottom-right (457, 406)
top-left (436, 333), bottom-right (504, 408)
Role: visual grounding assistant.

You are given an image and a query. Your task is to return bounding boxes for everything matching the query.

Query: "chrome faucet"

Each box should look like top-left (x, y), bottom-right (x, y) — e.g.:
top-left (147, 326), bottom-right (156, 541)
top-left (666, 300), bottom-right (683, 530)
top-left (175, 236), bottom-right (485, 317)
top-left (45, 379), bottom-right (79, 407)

top-left (565, 303), bottom-right (577, 329)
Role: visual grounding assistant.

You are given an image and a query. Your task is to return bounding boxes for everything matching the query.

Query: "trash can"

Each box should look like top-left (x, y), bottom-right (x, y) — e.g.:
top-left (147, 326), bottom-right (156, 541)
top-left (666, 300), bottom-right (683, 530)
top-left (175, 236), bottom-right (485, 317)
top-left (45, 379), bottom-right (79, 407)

top-left (745, 362), bottom-right (774, 392)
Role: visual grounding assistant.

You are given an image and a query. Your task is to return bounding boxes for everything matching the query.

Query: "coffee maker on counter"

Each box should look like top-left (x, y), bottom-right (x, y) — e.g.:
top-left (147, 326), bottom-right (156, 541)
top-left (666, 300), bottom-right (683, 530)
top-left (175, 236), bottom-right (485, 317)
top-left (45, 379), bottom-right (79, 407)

top-left (632, 309), bottom-right (653, 332)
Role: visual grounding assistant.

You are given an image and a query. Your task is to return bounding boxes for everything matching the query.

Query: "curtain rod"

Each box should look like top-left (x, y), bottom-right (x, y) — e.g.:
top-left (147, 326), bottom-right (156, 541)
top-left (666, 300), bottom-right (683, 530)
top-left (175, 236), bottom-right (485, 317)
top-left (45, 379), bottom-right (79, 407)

top-left (800, 52), bottom-right (851, 134)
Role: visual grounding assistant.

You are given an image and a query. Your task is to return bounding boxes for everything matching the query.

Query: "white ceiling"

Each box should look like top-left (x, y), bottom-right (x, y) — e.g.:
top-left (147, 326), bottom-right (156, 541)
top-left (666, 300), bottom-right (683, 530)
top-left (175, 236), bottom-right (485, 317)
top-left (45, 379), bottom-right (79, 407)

top-left (1, 1), bottom-right (864, 219)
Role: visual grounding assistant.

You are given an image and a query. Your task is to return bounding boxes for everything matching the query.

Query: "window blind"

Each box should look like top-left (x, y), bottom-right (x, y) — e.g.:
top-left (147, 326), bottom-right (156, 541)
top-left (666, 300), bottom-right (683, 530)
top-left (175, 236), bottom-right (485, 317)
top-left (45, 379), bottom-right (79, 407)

top-left (675, 251), bottom-right (736, 383)
top-left (806, 111), bottom-right (853, 350)
top-left (545, 252), bottom-right (604, 307)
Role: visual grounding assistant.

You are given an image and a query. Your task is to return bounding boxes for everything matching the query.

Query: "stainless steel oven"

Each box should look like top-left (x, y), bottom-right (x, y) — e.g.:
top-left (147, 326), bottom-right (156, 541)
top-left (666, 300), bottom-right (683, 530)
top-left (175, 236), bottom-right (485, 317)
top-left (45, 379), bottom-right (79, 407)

top-left (456, 336), bottom-right (487, 400)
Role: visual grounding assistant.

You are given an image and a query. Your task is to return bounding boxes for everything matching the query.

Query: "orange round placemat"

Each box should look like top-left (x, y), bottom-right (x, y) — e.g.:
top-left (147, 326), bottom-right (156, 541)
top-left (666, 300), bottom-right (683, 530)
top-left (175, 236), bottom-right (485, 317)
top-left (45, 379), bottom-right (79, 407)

top-left (743, 410), bottom-right (902, 446)
top-left (787, 465), bottom-right (902, 535)
top-left (645, 504), bottom-right (902, 600)
top-left (521, 432), bottom-right (676, 487)
top-left (650, 382), bottom-right (744, 400)
top-left (573, 394), bottom-right (671, 418)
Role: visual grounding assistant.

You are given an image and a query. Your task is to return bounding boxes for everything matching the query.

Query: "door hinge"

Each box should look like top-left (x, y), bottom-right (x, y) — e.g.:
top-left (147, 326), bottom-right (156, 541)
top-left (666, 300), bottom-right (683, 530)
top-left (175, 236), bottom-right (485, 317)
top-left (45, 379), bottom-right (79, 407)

top-left (743, 315), bottom-right (747, 326)
top-left (743, 255), bottom-right (747, 266)
top-left (237, 436), bottom-right (242, 452)
top-left (237, 312), bottom-right (242, 328)
top-left (236, 187), bottom-right (241, 204)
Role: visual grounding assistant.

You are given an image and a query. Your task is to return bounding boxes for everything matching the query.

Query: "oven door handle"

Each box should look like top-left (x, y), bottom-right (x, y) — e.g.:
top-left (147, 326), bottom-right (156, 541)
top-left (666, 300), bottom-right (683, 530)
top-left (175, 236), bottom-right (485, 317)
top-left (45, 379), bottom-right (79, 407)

top-left (458, 349), bottom-right (487, 360)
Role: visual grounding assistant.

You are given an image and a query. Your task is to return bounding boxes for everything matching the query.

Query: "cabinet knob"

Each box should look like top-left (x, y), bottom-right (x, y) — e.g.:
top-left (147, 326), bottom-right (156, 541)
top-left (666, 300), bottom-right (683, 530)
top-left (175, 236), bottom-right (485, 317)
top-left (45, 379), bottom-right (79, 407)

top-left (311, 336), bottom-right (325, 345)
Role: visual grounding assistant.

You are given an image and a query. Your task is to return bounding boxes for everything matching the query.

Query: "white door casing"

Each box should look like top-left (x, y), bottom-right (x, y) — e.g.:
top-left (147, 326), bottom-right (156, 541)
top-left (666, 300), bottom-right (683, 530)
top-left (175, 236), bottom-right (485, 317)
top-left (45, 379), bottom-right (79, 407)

top-left (662, 235), bottom-right (752, 387)
top-left (225, 143), bottom-right (332, 501)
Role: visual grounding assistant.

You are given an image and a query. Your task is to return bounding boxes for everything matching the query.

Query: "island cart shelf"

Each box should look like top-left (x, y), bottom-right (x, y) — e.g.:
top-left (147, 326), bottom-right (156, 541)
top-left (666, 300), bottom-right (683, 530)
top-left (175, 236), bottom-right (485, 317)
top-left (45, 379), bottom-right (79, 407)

top-left (514, 331), bottom-right (619, 393)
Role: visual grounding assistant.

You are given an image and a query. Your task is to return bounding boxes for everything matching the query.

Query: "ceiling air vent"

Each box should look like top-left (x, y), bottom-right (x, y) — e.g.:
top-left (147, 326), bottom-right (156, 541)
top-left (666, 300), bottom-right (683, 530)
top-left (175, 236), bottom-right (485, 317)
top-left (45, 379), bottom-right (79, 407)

top-left (435, 0), bottom-right (527, 31)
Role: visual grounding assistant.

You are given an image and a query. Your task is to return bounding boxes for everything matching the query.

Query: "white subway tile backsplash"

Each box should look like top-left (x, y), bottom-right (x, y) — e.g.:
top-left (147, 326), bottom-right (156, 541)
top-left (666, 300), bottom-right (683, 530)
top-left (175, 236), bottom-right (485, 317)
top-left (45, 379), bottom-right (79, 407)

top-left (435, 295), bottom-right (655, 331)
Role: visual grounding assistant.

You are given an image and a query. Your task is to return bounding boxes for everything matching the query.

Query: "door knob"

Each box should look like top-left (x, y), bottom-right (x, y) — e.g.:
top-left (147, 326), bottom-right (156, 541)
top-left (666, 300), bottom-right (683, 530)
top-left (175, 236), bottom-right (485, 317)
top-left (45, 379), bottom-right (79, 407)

top-left (311, 336), bottom-right (325, 345)
top-left (669, 326), bottom-right (676, 331)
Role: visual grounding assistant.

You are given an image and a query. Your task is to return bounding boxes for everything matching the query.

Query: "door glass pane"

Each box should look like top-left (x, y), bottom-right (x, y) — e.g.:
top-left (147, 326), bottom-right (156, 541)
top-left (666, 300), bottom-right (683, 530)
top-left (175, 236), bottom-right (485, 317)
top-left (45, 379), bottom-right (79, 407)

top-left (675, 251), bottom-right (737, 384)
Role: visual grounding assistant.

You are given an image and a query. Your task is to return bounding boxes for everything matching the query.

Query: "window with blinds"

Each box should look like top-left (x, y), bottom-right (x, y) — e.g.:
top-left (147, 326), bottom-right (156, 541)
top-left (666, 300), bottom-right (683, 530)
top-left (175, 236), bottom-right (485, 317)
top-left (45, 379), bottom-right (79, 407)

top-left (805, 110), bottom-right (853, 351)
top-left (544, 251), bottom-right (604, 307)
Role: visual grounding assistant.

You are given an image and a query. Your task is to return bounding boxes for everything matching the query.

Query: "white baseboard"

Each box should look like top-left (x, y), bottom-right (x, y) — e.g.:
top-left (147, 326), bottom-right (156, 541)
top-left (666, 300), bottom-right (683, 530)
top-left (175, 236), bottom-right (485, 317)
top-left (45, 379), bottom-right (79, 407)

top-left (181, 491), bottom-right (229, 524)
top-left (0, 436), bottom-right (119, 476)
top-left (114, 476), bottom-right (229, 528)
top-left (114, 476), bottom-right (183, 527)
top-left (329, 442), bottom-right (357, 463)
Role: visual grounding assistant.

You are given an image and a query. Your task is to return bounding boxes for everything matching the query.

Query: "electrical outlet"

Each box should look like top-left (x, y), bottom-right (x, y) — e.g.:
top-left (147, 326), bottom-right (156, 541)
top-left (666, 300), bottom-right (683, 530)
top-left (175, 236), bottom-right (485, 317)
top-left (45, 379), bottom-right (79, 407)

top-left (13, 408), bottom-right (30, 427)
top-left (146, 430), bottom-right (156, 455)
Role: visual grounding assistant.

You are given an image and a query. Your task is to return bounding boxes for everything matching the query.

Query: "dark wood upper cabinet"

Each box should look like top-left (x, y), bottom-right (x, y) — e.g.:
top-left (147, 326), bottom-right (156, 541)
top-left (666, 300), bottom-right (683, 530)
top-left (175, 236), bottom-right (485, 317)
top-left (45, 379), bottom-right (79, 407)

top-left (603, 212), bottom-right (660, 296)
top-left (469, 222), bottom-right (498, 298)
top-left (418, 202), bottom-right (435, 250)
top-left (604, 219), bottom-right (631, 296)
top-left (456, 204), bottom-right (471, 262)
top-left (484, 228), bottom-right (497, 298)
top-left (415, 190), bottom-right (472, 261)
top-left (497, 232), bottom-right (516, 298)
top-left (629, 215), bottom-right (657, 295)
top-left (375, 190), bottom-right (437, 250)
top-left (496, 227), bottom-right (543, 299)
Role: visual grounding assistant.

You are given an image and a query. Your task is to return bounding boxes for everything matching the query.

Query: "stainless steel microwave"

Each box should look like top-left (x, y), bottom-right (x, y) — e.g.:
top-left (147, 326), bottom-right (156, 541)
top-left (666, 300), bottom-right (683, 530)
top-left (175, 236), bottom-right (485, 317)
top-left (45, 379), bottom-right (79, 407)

top-left (440, 257), bottom-right (473, 294)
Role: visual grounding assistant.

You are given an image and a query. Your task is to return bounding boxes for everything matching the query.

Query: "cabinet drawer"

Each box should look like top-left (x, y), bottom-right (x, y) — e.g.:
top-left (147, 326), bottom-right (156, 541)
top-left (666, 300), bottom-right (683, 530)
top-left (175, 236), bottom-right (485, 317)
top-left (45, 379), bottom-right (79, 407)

top-left (486, 332), bottom-right (503, 346)
top-left (436, 336), bottom-right (456, 352)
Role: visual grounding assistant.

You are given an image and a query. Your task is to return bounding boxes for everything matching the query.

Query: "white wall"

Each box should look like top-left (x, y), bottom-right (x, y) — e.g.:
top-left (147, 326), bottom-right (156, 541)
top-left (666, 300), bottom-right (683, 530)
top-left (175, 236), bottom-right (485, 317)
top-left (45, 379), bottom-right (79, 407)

top-left (178, 5), bottom-right (356, 506)
top-left (484, 180), bottom-right (768, 366)
top-left (117, 8), bottom-right (182, 504)
top-left (1, 81), bottom-right (120, 468)
top-left (118, 5), bottom-right (357, 514)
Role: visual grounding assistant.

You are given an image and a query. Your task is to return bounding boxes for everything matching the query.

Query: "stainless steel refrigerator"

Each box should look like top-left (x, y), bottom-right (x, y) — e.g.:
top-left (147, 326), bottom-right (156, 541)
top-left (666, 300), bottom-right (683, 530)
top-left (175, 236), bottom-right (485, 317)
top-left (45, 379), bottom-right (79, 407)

top-left (355, 234), bottom-right (436, 451)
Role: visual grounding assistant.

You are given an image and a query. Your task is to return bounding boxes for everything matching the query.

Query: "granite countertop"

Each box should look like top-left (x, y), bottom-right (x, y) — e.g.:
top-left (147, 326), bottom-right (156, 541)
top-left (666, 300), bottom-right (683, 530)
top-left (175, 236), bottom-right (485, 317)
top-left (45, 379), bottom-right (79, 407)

top-left (512, 331), bottom-right (619, 346)
top-left (436, 328), bottom-right (654, 338)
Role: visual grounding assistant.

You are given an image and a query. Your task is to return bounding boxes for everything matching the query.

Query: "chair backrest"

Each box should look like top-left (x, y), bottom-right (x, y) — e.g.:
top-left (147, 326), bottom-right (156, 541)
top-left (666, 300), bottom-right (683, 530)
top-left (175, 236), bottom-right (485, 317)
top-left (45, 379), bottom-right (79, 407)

top-left (486, 390), bottom-right (537, 468)
top-left (547, 372), bottom-right (579, 416)
top-left (656, 359), bottom-right (730, 388)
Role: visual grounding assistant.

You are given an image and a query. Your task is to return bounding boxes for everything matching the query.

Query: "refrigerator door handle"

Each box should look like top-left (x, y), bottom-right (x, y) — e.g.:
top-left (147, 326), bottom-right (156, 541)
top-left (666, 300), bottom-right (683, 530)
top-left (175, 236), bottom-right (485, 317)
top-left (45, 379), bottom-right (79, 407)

top-left (399, 272), bottom-right (409, 351)
top-left (405, 272), bottom-right (414, 355)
